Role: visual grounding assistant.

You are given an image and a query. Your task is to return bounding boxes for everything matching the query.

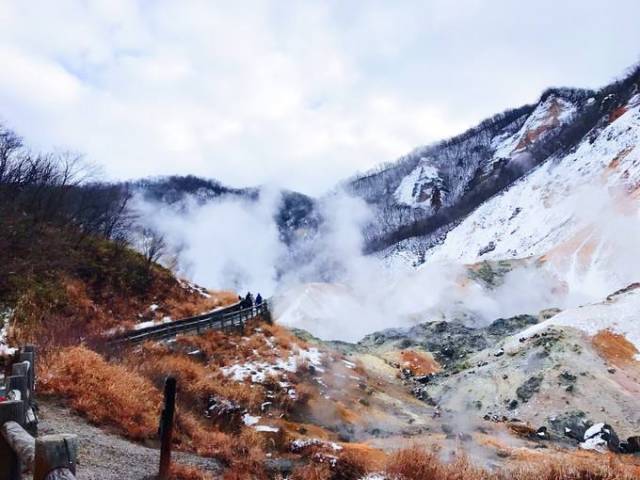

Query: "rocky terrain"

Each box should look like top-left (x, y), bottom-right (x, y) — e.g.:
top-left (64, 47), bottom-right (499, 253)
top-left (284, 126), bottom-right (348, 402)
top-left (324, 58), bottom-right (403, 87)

top-left (297, 283), bottom-right (640, 461)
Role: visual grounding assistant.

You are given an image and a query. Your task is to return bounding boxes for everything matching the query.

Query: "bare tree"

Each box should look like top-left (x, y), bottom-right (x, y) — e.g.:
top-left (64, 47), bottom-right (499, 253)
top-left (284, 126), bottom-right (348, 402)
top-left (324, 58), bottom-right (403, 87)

top-left (140, 227), bottom-right (167, 270)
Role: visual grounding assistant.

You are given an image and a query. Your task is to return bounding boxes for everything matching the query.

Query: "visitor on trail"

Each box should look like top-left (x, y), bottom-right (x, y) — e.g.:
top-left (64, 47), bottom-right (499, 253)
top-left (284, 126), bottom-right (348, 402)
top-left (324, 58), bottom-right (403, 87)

top-left (245, 292), bottom-right (253, 308)
top-left (255, 293), bottom-right (263, 306)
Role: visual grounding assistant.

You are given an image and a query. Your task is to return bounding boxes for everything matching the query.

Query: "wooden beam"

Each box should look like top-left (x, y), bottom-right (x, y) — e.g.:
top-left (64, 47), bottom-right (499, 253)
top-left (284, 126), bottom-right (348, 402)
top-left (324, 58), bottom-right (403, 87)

top-left (1, 421), bottom-right (34, 471)
top-left (0, 400), bottom-right (25, 480)
top-left (158, 377), bottom-right (176, 480)
top-left (34, 434), bottom-right (77, 480)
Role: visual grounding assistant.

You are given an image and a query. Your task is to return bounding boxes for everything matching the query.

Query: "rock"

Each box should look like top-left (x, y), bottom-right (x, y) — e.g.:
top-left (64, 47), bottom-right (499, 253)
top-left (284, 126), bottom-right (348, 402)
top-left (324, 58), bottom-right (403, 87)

top-left (548, 411), bottom-right (593, 442)
top-left (507, 399), bottom-right (519, 410)
top-left (558, 371), bottom-right (577, 385)
top-left (580, 423), bottom-right (620, 453)
top-left (607, 367), bottom-right (616, 374)
top-left (536, 426), bottom-right (550, 440)
top-left (496, 449), bottom-right (510, 458)
top-left (264, 458), bottom-right (296, 476)
top-left (516, 374), bottom-right (543, 403)
top-left (414, 374), bottom-right (432, 384)
top-left (486, 315), bottom-right (538, 337)
top-left (478, 241), bottom-right (497, 257)
top-left (624, 436), bottom-right (640, 453)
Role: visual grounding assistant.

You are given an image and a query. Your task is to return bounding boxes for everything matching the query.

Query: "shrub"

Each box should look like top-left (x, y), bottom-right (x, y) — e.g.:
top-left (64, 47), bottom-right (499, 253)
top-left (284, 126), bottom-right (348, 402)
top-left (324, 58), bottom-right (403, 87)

top-left (39, 346), bottom-right (162, 440)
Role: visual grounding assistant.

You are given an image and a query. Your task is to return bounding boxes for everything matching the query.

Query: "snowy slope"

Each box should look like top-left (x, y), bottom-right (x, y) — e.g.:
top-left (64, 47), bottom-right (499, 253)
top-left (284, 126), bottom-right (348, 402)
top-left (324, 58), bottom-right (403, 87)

top-left (426, 93), bottom-right (640, 297)
top-left (506, 285), bottom-right (640, 356)
top-left (346, 89), bottom-right (591, 256)
top-left (394, 158), bottom-right (444, 208)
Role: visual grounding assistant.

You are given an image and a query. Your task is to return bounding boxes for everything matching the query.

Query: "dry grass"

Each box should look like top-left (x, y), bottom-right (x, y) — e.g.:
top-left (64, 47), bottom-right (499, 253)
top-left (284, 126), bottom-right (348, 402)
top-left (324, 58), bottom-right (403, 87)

top-left (170, 463), bottom-right (214, 480)
top-left (384, 445), bottom-right (640, 480)
top-left (39, 346), bottom-right (162, 440)
top-left (386, 447), bottom-right (488, 480)
top-left (291, 463), bottom-right (332, 480)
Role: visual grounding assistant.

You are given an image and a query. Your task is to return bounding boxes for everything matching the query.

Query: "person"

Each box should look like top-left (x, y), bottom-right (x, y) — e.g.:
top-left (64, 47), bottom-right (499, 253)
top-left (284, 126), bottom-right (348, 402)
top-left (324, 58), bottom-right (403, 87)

top-left (255, 293), bottom-right (263, 307)
top-left (244, 292), bottom-right (253, 308)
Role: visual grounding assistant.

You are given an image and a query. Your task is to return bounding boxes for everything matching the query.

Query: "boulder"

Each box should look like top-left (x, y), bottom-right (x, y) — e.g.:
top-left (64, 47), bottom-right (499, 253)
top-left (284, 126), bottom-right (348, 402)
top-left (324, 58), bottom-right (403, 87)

top-left (580, 423), bottom-right (620, 453)
top-left (516, 374), bottom-right (543, 403)
top-left (548, 411), bottom-right (592, 442)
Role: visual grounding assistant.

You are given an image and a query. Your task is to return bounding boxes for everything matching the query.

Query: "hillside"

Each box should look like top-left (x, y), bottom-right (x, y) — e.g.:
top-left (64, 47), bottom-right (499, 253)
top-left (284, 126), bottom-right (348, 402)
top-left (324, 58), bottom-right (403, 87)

top-left (0, 130), bottom-right (236, 351)
top-left (346, 67), bottom-right (640, 263)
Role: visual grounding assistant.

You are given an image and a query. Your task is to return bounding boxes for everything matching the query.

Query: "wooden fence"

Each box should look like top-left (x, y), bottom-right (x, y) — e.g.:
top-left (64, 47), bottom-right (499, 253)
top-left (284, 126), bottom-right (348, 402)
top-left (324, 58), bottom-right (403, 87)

top-left (107, 300), bottom-right (271, 349)
top-left (0, 346), bottom-right (77, 480)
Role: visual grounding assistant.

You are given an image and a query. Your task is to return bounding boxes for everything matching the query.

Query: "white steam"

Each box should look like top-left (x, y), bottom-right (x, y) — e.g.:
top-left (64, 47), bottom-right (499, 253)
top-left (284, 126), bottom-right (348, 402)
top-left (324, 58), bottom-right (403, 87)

top-left (133, 187), bottom-right (285, 295)
top-left (133, 181), bottom-right (640, 343)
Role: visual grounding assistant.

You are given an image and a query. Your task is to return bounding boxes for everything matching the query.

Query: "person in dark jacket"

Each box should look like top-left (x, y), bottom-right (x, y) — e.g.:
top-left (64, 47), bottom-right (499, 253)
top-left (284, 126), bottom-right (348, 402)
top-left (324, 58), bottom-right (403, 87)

top-left (255, 293), bottom-right (263, 306)
top-left (244, 292), bottom-right (253, 308)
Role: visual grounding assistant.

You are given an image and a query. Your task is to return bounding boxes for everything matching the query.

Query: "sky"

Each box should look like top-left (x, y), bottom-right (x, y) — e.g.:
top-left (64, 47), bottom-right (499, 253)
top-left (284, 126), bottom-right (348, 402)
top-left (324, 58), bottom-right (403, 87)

top-left (0, 1), bottom-right (639, 195)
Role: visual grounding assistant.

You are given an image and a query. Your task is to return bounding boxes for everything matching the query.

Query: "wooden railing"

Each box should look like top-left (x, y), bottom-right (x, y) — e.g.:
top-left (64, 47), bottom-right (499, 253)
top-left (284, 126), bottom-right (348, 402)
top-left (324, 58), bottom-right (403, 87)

top-left (107, 300), bottom-right (271, 348)
top-left (0, 346), bottom-right (77, 480)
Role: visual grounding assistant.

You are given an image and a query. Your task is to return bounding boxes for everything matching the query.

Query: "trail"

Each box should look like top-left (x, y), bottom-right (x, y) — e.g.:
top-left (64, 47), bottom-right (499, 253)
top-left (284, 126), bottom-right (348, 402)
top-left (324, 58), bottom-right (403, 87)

top-left (38, 399), bottom-right (223, 480)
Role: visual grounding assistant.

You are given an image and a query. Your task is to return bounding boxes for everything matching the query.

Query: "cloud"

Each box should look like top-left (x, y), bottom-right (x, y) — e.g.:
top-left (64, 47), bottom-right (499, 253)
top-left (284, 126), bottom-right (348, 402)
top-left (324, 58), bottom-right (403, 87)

top-left (0, 1), bottom-right (639, 194)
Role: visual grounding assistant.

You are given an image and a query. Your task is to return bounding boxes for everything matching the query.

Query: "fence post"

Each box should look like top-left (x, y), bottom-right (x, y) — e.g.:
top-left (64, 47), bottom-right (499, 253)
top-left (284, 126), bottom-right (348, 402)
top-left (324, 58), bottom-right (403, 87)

top-left (159, 377), bottom-right (176, 480)
top-left (0, 400), bottom-right (25, 480)
top-left (34, 434), bottom-right (77, 480)
top-left (18, 350), bottom-right (35, 400)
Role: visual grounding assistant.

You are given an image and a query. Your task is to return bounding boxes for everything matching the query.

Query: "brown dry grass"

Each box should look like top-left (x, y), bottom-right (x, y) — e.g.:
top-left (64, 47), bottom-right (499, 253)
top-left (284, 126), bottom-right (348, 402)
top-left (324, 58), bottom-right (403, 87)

top-left (170, 463), bottom-right (214, 480)
top-left (165, 290), bottom-right (238, 320)
top-left (39, 345), bottom-right (266, 466)
top-left (384, 445), bottom-right (640, 480)
top-left (39, 346), bottom-right (162, 440)
top-left (140, 346), bottom-right (263, 407)
top-left (37, 338), bottom-right (640, 480)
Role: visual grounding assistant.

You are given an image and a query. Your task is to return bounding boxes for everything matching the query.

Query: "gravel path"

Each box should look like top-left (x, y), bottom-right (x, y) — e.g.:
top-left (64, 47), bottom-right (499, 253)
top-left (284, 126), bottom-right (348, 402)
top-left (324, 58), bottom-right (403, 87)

top-left (38, 399), bottom-right (223, 480)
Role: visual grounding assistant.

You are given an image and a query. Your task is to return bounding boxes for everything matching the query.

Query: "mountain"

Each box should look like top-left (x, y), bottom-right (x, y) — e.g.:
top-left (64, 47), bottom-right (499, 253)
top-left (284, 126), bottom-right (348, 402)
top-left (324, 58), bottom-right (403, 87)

top-left (129, 175), bottom-right (320, 246)
top-left (344, 66), bottom-right (640, 267)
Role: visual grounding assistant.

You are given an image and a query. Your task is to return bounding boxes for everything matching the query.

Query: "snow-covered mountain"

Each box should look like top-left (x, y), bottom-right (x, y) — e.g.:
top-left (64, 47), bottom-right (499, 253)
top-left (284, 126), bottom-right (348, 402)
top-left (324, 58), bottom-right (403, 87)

top-left (345, 67), bottom-right (640, 270)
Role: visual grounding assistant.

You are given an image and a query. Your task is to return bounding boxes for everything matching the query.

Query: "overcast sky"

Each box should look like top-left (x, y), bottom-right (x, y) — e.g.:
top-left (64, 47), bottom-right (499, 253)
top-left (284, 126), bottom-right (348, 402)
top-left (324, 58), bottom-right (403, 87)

top-left (0, 1), bottom-right (639, 195)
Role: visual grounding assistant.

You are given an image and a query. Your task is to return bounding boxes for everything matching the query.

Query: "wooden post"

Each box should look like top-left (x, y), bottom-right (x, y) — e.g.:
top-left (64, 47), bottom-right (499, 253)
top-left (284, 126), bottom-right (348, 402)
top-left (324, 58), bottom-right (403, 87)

top-left (0, 400), bottom-right (25, 480)
top-left (158, 377), bottom-right (176, 480)
top-left (18, 351), bottom-right (35, 399)
top-left (1, 421), bottom-right (35, 471)
top-left (34, 434), bottom-right (77, 480)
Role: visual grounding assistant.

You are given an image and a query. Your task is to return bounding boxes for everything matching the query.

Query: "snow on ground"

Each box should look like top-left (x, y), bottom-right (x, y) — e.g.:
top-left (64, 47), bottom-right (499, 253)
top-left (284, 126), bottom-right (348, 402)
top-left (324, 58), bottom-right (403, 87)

top-left (290, 438), bottom-right (343, 452)
top-left (507, 286), bottom-right (640, 356)
top-left (242, 413), bottom-right (261, 426)
top-left (222, 345), bottom-right (324, 383)
top-left (492, 94), bottom-right (577, 159)
top-left (427, 94), bottom-right (640, 301)
top-left (394, 157), bottom-right (442, 207)
top-left (580, 423), bottom-right (613, 453)
top-left (254, 425), bottom-right (279, 433)
top-left (133, 317), bottom-right (172, 330)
